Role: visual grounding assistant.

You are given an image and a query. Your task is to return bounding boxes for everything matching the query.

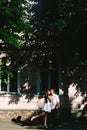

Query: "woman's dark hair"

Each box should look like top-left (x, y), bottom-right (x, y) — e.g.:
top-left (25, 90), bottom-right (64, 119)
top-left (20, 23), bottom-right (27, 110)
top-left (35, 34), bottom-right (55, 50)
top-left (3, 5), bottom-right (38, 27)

top-left (44, 91), bottom-right (49, 103)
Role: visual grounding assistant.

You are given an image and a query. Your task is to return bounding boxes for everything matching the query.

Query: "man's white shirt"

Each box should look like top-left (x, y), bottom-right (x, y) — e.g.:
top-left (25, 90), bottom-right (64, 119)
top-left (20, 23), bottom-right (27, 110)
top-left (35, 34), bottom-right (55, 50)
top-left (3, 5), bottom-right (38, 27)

top-left (51, 93), bottom-right (60, 110)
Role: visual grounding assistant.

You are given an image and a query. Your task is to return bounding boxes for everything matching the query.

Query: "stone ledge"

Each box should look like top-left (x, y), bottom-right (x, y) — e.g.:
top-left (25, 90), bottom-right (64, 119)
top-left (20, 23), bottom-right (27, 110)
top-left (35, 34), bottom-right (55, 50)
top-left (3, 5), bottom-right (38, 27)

top-left (0, 110), bottom-right (37, 121)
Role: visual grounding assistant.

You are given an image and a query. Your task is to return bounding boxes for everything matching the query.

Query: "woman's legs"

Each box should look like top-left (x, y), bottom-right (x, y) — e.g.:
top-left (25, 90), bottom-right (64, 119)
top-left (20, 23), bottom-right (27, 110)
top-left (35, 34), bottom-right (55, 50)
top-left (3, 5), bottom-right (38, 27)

top-left (31, 111), bottom-right (45, 121)
top-left (44, 112), bottom-right (48, 127)
top-left (31, 111), bottom-right (49, 127)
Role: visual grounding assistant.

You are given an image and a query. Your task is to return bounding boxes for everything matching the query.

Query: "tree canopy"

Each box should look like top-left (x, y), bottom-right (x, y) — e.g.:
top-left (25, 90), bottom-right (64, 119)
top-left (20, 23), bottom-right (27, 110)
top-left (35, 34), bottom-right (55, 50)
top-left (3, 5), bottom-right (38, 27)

top-left (0, 0), bottom-right (32, 48)
top-left (0, 0), bottom-right (87, 95)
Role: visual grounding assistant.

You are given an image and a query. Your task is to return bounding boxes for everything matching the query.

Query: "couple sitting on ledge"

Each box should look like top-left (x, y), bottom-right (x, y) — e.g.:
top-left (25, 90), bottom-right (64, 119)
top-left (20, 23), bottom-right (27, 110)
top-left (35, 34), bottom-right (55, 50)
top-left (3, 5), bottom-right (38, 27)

top-left (31, 88), bottom-right (60, 128)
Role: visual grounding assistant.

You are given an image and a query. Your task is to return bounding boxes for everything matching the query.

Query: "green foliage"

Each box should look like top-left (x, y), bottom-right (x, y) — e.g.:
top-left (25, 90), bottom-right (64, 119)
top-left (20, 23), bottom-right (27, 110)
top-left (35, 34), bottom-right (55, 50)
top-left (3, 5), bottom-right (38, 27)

top-left (55, 0), bottom-right (87, 32)
top-left (0, 0), bottom-right (33, 87)
top-left (62, 0), bottom-right (87, 15)
top-left (0, 0), bottom-right (32, 48)
top-left (0, 65), bottom-right (13, 77)
top-left (0, 65), bottom-right (14, 85)
top-left (54, 19), bottom-right (69, 32)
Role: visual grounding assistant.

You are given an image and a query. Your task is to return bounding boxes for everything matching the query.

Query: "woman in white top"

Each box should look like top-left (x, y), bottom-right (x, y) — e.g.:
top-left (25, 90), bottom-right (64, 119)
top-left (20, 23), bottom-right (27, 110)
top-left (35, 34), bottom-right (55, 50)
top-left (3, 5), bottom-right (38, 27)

top-left (31, 90), bottom-right (52, 128)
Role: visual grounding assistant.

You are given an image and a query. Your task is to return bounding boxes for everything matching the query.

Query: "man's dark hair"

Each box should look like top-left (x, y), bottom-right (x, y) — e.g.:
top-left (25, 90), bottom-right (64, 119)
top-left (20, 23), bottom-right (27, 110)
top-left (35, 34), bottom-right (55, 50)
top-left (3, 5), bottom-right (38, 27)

top-left (51, 88), bottom-right (55, 92)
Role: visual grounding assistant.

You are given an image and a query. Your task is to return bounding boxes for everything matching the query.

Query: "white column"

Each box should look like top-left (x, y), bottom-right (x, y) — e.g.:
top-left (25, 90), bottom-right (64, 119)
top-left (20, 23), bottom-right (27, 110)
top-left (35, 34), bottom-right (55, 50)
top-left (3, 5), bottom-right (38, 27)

top-left (58, 65), bottom-right (63, 96)
top-left (0, 75), bottom-right (1, 92)
top-left (7, 74), bottom-right (10, 93)
top-left (17, 69), bottom-right (21, 94)
top-left (37, 65), bottom-right (41, 95)
top-left (48, 71), bottom-right (51, 90)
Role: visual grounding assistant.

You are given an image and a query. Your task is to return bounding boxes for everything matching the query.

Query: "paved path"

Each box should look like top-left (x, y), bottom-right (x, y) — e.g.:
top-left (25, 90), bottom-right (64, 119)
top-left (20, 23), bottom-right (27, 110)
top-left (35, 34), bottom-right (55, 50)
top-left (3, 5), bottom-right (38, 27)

top-left (0, 121), bottom-right (27, 130)
top-left (0, 121), bottom-right (87, 130)
top-left (0, 120), bottom-right (46, 130)
top-left (0, 116), bottom-right (87, 130)
top-left (0, 120), bottom-right (87, 130)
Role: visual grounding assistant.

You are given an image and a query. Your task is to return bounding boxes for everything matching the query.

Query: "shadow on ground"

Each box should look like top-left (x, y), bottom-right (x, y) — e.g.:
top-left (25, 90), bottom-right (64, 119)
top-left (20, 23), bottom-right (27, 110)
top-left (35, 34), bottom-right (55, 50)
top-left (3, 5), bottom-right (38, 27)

top-left (11, 113), bottom-right (87, 129)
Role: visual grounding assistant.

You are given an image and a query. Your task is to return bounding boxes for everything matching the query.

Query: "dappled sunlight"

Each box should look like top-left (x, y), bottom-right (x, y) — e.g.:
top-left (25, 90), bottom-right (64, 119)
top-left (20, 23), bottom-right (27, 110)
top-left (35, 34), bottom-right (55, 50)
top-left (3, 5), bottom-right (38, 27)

top-left (68, 82), bottom-right (87, 119)
top-left (8, 95), bottom-right (20, 105)
top-left (0, 94), bottom-right (39, 110)
top-left (68, 83), bottom-right (78, 98)
top-left (0, 53), bottom-right (7, 59)
top-left (68, 83), bottom-right (84, 109)
top-left (21, 81), bottom-right (35, 103)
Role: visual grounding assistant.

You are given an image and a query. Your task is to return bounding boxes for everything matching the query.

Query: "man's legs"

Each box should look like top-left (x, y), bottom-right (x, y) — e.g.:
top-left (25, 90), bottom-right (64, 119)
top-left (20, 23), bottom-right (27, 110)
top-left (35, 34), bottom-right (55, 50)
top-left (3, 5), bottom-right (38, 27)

top-left (51, 109), bottom-right (58, 128)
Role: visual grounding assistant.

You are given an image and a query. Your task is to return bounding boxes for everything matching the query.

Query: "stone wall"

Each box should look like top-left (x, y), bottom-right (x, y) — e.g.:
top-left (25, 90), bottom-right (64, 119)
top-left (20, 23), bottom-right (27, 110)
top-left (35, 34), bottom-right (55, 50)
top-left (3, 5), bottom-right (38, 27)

top-left (0, 94), bottom-right (40, 110)
top-left (0, 94), bottom-right (43, 121)
top-left (0, 110), bottom-right (35, 121)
